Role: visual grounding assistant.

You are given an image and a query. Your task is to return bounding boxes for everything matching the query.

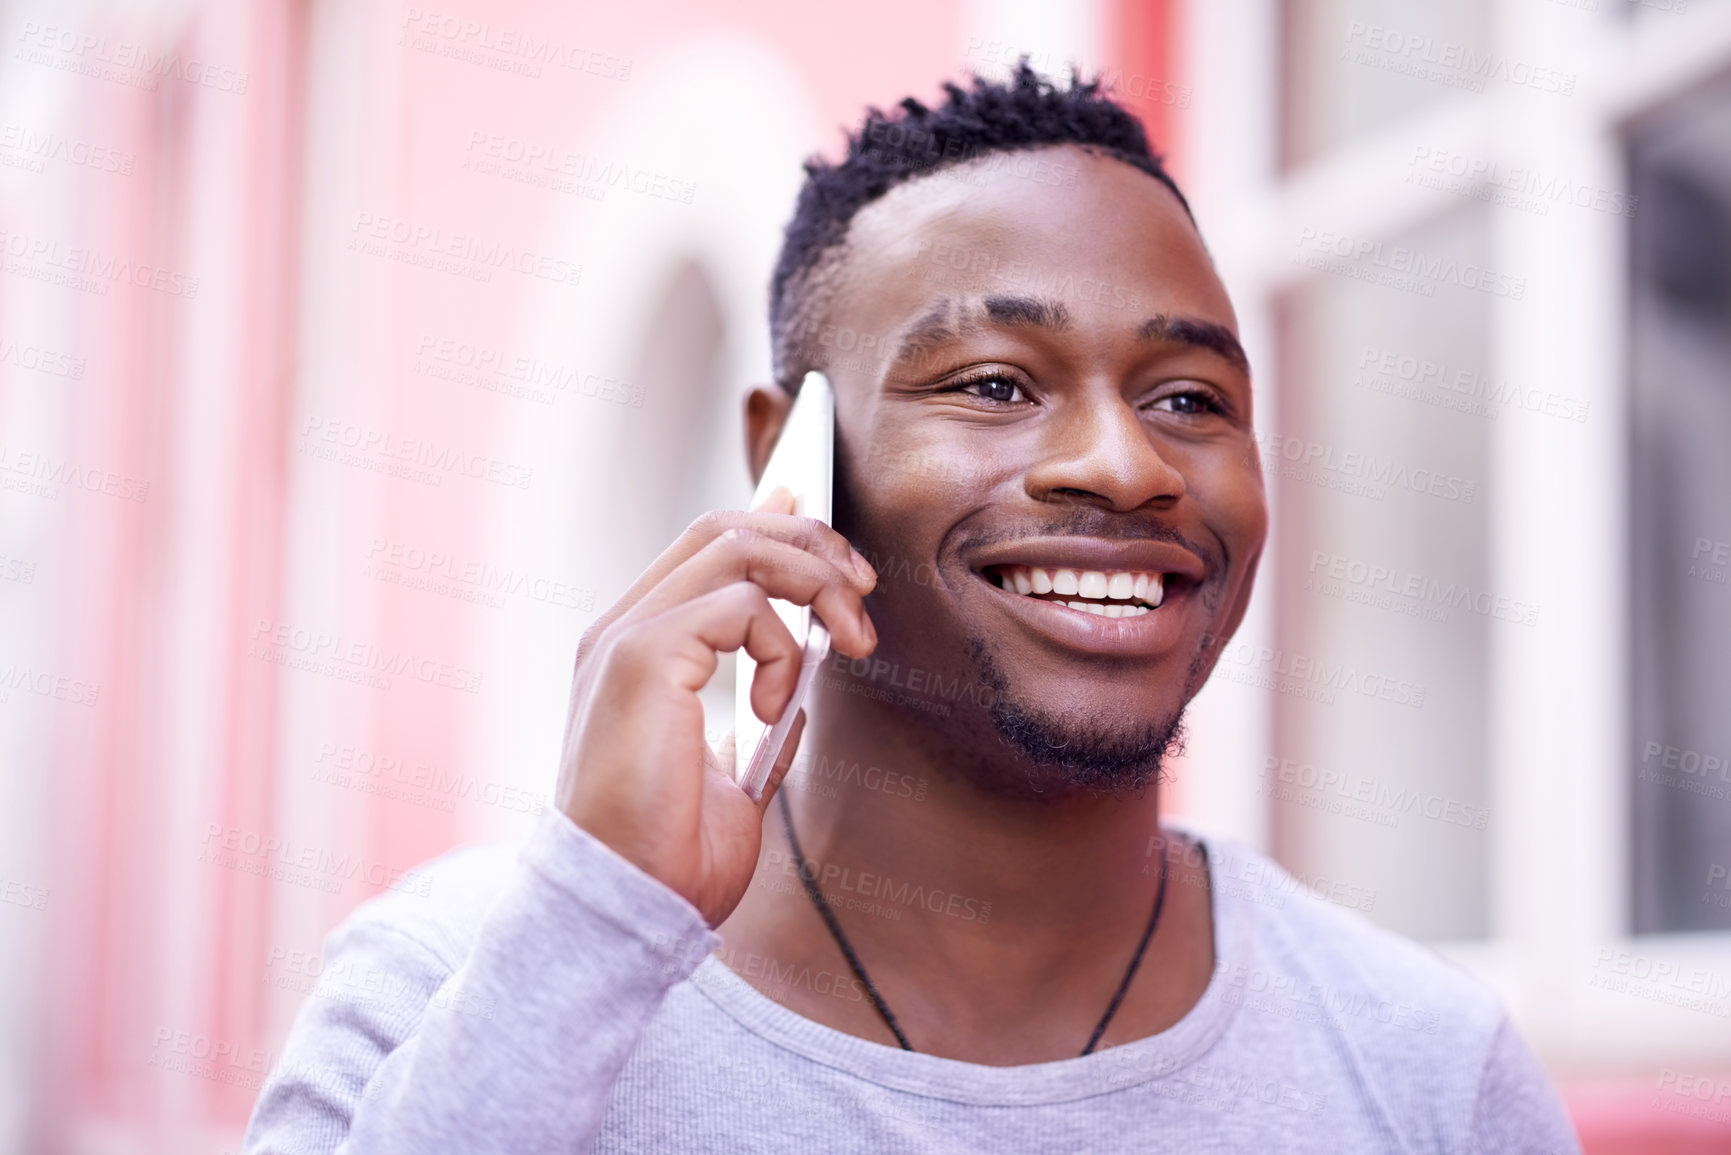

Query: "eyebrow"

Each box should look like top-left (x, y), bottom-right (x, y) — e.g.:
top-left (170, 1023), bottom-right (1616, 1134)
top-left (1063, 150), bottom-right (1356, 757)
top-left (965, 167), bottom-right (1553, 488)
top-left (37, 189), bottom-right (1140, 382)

top-left (887, 297), bottom-right (1249, 374)
top-left (982, 294), bottom-right (1071, 330)
top-left (1138, 314), bottom-right (1249, 372)
top-left (890, 294), bottom-right (1072, 368)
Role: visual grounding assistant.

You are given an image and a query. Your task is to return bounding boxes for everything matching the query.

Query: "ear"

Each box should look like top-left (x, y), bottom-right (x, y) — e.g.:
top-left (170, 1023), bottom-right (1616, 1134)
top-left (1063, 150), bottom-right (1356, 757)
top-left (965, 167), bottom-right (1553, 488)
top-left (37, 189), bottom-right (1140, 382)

top-left (744, 383), bottom-right (795, 486)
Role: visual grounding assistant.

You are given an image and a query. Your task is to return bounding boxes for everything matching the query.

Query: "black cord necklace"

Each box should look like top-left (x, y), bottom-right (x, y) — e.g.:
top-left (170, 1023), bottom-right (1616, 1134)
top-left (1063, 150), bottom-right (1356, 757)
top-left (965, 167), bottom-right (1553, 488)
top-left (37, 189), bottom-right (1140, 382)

top-left (776, 789), bottom-right (1172, 1057)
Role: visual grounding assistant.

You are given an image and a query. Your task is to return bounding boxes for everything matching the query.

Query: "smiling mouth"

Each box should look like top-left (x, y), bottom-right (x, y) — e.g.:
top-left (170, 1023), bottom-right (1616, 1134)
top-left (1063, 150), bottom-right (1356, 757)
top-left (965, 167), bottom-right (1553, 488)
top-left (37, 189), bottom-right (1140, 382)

top-left (982, 565), bottom-right (1166, 618)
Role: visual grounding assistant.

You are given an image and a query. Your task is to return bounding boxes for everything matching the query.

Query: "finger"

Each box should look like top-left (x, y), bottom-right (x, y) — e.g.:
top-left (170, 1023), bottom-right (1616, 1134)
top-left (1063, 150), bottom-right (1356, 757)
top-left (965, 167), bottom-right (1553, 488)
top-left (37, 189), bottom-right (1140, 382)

top-left (755, 709), bottom-right (807, 817)
top-left (751, 484), bottom-right (795, 515)
top-left (579, 511), bottom-right (874, 660)
top-left (631, 581), bottom-right (806, 716)
top-left (625, 529), bottom-right (877, 659)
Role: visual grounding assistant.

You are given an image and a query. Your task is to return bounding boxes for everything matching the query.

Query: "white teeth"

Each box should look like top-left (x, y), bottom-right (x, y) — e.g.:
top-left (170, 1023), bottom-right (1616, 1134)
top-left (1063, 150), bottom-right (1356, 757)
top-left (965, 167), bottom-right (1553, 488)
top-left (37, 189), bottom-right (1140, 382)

top-left (1058, 600), bottom-right (1152, 618)
top-left (1003, 567), bottom-right (1167, 611)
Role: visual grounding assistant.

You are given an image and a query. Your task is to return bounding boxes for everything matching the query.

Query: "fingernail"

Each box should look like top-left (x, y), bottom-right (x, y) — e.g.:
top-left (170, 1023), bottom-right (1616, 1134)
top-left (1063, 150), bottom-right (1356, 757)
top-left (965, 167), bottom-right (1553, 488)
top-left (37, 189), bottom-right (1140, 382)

top-left (751, 484), bottom-right (793, 514)
top-left (859, 608), bottom-right (876, 646)
top-left (852, 552), bottom-right (876, 584)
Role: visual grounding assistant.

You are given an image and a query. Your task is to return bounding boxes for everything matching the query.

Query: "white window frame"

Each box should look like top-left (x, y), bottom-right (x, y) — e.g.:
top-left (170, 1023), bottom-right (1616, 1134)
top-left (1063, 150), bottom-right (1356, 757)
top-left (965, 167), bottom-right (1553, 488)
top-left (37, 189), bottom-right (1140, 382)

top-left (1180, 0), bottom-right (1731, 1073)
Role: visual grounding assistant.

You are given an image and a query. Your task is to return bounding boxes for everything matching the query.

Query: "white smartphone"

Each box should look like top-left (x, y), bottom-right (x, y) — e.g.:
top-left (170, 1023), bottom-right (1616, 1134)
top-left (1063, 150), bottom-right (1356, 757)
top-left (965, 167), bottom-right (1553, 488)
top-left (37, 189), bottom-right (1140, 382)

top-left (734, 370), bottom-right (835, 802)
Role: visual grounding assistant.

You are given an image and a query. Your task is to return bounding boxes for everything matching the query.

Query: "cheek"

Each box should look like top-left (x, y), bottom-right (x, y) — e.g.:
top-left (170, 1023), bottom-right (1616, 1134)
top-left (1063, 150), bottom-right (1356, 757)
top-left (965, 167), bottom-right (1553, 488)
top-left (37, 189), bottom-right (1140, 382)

top-left (1183, 444), bottom-right (1269, 556)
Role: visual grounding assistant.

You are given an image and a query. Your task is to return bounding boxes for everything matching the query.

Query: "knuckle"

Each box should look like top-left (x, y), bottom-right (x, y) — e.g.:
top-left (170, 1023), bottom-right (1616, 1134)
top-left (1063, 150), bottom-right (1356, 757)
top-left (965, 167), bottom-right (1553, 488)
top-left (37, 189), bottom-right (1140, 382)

top-left (716, 525), bottom-right (763, 552)
top-left (688, 508), bottom-right (736, 540)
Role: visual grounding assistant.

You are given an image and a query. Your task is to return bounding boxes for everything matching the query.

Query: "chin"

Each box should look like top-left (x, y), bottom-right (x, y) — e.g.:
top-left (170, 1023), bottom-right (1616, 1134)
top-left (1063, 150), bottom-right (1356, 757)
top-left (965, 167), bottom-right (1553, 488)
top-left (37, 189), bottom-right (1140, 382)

top-left (965, 636), bottom-right (1189, 797)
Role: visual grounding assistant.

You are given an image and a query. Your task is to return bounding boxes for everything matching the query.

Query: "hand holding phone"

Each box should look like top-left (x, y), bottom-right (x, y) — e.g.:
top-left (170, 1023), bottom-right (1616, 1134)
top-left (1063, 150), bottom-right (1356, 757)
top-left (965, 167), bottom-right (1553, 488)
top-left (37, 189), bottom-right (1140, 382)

top-left (736, 371), bottom-right (836, 801)
top-left (553, 370), bottom-right (871, 927)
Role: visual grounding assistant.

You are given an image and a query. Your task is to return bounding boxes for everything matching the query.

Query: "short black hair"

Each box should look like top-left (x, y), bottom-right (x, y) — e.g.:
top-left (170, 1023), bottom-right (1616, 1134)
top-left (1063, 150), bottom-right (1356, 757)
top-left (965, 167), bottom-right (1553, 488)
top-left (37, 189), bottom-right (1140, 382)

top-left (768, 60), bottom-right (1193, 389)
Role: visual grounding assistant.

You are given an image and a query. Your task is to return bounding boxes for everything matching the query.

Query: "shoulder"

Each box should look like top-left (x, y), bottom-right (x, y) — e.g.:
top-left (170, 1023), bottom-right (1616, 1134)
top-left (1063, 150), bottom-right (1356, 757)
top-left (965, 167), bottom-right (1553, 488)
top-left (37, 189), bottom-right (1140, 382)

top-left (1198, 834), bottom-right (1501, 1039)
top-left (1194, 833), bottom-right (1547, 1146)
top-left (330, 836), bottom-right (525, 972)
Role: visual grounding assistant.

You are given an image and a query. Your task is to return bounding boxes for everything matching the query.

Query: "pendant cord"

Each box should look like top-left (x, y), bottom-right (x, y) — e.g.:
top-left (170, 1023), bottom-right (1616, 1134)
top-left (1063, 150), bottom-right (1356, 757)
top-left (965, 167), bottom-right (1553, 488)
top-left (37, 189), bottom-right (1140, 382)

top-left (1080, 833), bottom-right (1169, 1056)
top-left (778, 789), bottom-right (913, 1050)
top-left (777, 789), bottom-right (1173, 1058)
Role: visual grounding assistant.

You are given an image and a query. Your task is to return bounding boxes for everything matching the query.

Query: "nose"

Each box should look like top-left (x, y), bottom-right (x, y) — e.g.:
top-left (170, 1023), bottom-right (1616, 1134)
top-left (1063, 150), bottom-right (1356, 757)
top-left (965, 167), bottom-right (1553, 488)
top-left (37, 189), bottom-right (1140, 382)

top-left (1024, 387), bottom-right (1186, 512)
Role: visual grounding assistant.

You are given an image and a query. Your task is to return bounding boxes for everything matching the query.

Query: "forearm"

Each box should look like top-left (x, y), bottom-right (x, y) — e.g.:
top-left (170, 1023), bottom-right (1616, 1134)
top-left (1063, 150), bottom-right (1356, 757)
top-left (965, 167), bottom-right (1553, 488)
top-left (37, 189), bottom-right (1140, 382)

top-left (245, 812), bottom-right (719, 1155)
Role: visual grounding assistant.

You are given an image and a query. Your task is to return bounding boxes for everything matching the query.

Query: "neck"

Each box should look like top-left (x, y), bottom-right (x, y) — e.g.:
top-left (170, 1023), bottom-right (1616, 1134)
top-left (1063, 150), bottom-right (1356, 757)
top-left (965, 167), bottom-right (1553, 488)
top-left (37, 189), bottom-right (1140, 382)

top-left (718, 687), bottom-right (1214, 1064)
top-left (787, 692), bottom-right (1168, 937)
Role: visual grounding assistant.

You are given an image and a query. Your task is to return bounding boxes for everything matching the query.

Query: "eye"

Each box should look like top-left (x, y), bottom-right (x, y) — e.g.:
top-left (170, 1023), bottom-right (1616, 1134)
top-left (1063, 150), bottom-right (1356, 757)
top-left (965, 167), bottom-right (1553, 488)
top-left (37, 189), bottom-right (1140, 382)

top-left (947, 371), bottom-right (1028, 405)
top-left (1147, 388), bottom-right (1224, 417)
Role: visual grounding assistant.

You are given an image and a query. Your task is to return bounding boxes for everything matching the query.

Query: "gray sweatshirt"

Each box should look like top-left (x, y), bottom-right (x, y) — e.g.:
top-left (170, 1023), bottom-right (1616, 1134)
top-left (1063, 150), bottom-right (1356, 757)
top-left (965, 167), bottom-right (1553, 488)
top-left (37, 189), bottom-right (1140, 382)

top-left (242, 810), bottom-right (1583, 1153)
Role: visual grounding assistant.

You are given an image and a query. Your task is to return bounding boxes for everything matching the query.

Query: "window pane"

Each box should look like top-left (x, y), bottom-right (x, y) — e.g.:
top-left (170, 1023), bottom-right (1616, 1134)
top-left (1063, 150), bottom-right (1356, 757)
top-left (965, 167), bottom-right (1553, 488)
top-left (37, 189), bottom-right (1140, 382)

top-left (1281, 0), bottom-right (1490, 172)
top-left (1629, 76), bottom-right (1731, 935)
top-left (1270, 205), bottom-right (1495, 942)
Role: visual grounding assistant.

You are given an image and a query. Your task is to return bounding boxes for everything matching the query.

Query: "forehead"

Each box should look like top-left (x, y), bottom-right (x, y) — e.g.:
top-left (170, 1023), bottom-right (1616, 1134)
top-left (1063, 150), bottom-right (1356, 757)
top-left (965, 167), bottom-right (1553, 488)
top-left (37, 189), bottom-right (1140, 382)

top-left (829, 143), bottom-right (1237, 347)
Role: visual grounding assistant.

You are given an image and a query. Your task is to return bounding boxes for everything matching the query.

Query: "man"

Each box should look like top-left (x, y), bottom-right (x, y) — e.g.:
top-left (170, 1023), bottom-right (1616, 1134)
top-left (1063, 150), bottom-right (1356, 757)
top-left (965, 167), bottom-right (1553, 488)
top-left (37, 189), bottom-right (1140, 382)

top-left (244, 65), bottom-right (1581, 1153)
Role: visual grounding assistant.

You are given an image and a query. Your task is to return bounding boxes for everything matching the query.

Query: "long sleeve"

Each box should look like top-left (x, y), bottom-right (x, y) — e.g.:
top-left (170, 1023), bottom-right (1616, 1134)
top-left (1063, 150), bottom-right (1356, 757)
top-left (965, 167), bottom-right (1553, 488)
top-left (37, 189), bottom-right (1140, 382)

top-left (242, 810), bottom-right (720, 1155)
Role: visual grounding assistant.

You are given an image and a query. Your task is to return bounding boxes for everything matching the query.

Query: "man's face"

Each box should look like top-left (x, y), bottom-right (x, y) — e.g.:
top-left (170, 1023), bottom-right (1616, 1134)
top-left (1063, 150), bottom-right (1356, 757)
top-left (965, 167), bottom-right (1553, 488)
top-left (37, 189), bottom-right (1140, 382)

top-left (808, 143), bottom-right (1266, 793)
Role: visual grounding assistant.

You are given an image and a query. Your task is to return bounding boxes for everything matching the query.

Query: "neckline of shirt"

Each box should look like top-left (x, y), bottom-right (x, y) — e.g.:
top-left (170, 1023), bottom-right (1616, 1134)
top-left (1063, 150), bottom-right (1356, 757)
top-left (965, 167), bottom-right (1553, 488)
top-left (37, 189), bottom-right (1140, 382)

top-left (688, 826), bottom-right (1249, 1108)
